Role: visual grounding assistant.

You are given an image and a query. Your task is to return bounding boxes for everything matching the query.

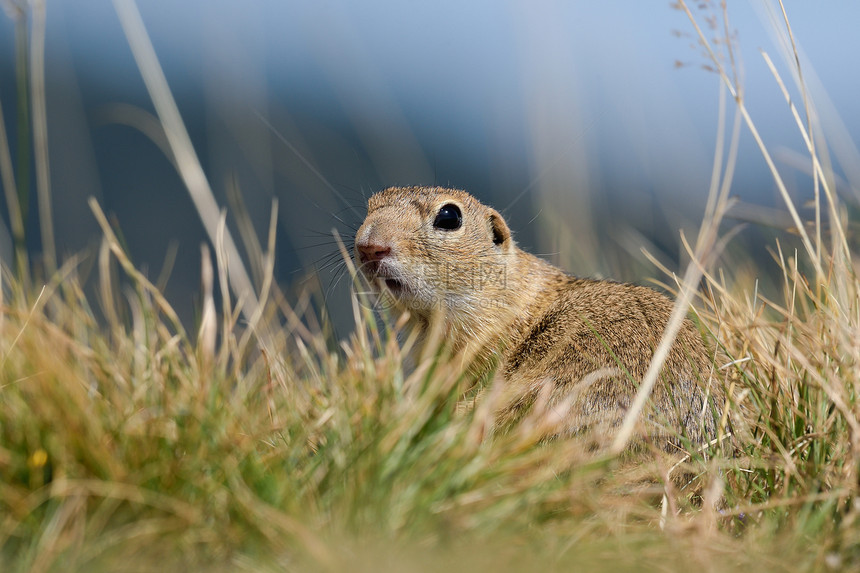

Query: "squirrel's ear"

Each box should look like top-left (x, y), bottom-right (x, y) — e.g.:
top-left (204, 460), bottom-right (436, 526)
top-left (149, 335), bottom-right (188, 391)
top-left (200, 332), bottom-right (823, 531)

top-left (488, 209), bottom-right (512, 248)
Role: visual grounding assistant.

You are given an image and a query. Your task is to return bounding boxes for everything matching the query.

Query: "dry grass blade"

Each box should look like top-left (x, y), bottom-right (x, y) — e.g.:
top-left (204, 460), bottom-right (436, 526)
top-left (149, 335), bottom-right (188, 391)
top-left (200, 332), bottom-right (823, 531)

top-left (237, 200), bottom-right (279, 360)
top-left (93, 103), bottom-right (175, 169)
top-left (776, 0), bottom-right (822, 260)
top-left (198, 242), bottom-right (216, 373)
top-left (0, 284), bottom-right (45, 375)
top-left (760, 51), bottom-right (850, 262)
top-left (97, 237), bottom-right (122, 337)
top-left (676, 0), bottom-right (823, 279)
top-left (88, 197), bottom-right (189, 345)
top-left (111, 0), bottom-right (259, 320)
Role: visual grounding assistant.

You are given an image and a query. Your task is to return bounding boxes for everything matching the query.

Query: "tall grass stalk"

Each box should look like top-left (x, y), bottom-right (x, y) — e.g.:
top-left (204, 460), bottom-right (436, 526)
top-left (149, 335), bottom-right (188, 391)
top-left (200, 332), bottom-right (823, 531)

top-left (29, 0), bottom-right (53, 274)
top-left (0, 92), bottom-right (25, 274)
top-left (111, 0), bottom-right (259, 322)
top-left (0, 2), bottom-right (28, 276)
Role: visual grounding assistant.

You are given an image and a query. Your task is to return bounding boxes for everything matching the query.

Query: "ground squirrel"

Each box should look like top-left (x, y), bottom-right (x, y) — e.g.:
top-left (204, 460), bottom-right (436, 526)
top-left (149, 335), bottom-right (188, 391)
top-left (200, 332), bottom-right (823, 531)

top-left (354, 186), bottom-right (723, 450)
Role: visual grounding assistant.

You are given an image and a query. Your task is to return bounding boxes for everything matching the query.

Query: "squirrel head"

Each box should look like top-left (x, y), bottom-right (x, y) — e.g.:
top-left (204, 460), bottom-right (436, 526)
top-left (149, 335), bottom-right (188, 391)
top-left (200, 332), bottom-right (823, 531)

top-left (354, 186), bottom-right (515, 316)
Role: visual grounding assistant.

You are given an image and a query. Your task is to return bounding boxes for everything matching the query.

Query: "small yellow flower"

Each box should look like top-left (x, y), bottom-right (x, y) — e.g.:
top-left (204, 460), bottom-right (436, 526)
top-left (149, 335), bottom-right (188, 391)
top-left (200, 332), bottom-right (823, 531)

top-left (28, 449), bottom-right (48, 469)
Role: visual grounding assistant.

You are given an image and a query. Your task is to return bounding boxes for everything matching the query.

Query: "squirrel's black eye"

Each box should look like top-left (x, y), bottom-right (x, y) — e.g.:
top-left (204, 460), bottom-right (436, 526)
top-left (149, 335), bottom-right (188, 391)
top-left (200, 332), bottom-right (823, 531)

top-left (433, 203), bottom-right (462, 230)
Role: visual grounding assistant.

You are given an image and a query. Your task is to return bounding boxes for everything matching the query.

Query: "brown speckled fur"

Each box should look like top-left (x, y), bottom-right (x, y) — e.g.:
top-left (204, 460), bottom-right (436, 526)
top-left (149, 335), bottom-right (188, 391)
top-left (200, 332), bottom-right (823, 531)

top-left (355, 186), bottom-right (722, 450)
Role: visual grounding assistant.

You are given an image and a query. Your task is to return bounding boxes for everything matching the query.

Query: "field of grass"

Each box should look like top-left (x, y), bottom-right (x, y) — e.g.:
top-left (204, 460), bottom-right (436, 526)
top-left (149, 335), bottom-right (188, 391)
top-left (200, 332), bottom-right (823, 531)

top-left (3, 1), bottom-right (860, 571)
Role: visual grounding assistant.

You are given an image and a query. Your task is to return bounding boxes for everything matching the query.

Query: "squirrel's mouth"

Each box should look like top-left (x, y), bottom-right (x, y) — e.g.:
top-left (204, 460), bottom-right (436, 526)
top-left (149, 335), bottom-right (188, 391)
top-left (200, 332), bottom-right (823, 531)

top-left (356, 261), bottom-right (410, 298)
top-left (361, 270), bottom-right (408, 297)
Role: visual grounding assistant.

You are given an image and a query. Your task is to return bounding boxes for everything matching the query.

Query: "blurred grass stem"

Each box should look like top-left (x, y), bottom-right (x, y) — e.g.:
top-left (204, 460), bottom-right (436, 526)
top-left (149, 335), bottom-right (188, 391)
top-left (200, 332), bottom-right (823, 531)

top-left (29, 0), bottom-right (54, 274)
top-left (111, 0), bottom-right (259, 321)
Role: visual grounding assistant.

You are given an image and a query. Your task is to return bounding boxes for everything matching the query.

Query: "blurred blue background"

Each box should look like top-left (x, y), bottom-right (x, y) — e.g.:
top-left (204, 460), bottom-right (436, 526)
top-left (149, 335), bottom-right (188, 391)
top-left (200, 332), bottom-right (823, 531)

top-left (1, 0), bottom-right (858, 325)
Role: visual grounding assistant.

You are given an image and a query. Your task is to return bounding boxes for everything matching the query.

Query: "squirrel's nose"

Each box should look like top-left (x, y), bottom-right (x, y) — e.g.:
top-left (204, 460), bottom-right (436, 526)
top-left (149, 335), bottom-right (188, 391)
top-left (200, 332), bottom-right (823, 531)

top-left (356, 241), bottom-right (392, 264)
